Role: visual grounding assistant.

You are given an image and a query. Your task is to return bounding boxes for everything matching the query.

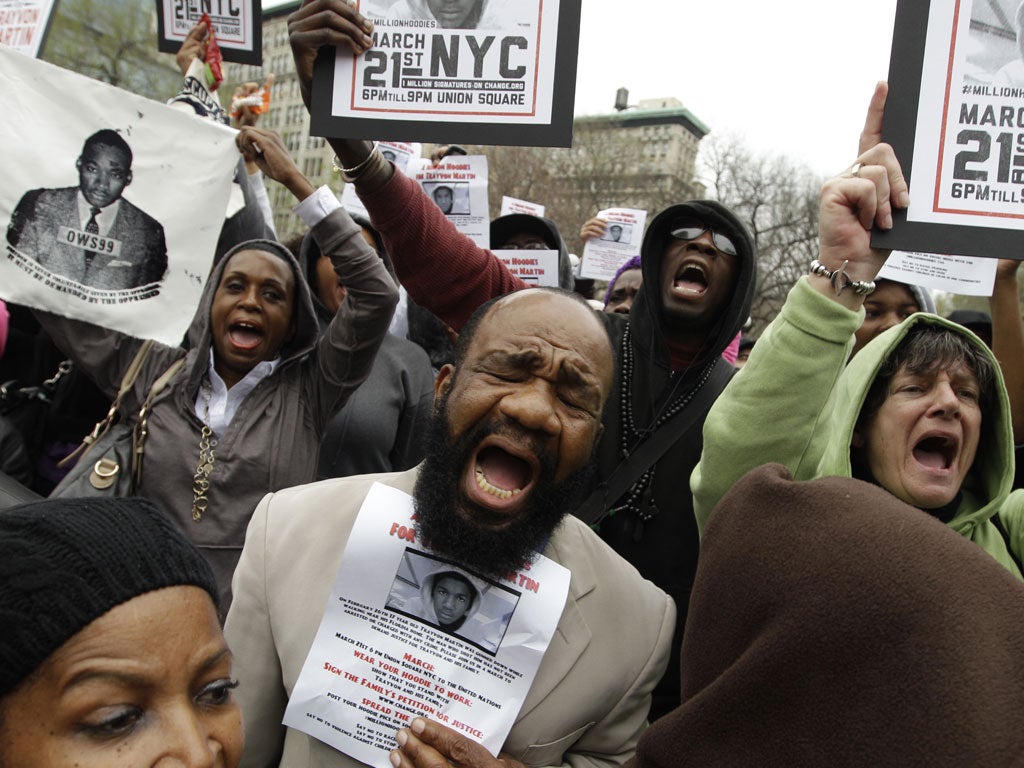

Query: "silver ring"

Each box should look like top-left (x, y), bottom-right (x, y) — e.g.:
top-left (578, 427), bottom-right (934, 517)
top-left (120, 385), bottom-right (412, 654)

top-left (848, 162), bottom-right (863, 178)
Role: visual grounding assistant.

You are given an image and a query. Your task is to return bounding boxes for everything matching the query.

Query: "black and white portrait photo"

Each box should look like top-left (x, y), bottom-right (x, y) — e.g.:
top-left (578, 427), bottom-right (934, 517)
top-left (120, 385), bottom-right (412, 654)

top-left (6, 129), bottom-right (168, 291)
top-left (601, 222), bottom-right (633, 243)
top-left (424, 181), bottom-right (471, 216)
top-left (384, 549), bottom-right (519, 654)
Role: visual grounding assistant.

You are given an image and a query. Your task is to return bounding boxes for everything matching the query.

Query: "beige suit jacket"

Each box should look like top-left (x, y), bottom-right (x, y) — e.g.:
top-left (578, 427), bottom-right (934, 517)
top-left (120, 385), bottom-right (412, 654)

top-left (225, 467), bottom-right (675, 768)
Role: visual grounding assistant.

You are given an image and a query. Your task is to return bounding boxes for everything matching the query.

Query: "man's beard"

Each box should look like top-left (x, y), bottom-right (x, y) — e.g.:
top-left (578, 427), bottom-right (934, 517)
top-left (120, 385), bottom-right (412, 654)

top-left (413, 392), bottom-right (596, 578)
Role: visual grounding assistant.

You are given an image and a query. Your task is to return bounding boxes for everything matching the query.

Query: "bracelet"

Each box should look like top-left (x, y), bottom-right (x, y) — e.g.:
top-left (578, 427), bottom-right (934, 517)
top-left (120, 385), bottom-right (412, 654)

top-left (809, 259), bottom-right (876, 296)
top-left (331, 145), bottom-right (381, 182)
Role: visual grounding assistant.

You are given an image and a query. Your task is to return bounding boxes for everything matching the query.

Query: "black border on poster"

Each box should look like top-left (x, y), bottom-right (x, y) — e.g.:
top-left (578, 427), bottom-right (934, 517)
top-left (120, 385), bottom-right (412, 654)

top-left (308, 0), bottom-right (582, 148)
top-left (155, 0), bottom-right (263, 67)
top-left (872, 0), bottom-right (1024, 259)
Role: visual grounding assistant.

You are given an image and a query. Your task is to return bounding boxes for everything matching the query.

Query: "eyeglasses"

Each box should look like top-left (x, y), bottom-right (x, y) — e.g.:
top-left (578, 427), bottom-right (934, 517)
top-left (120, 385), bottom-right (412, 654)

top-left (669, 227), bottom-right (738, 257)
top-left (501, 241), bottom-right (550, 250)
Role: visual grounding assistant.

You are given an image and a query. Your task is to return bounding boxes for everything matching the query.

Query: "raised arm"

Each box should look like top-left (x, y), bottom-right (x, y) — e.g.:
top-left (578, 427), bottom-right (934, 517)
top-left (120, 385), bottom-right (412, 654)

top-left (691, 84), bottom-right (909, 532)
top-left (990, 259), bottom-right (1024, 443)
top-left (237, 125), bottom-right (398, 422)
top-left (285, 0), bottom-right (526, 330)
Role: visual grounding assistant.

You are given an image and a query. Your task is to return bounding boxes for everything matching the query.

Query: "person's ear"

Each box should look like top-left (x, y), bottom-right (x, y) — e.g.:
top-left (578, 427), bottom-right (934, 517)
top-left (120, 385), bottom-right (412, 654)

top-left (434, 364), bottom-right (455, 407)
top-left (75, 156), bottom-right (83, 172)
top-left (851, 428), bottom-right (864, 449)
top-left (124, 169), bottom-right (133, 187)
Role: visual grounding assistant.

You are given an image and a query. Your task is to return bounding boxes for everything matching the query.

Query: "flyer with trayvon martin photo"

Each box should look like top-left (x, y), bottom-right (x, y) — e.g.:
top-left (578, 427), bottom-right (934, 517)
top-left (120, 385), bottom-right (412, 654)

top-left (156, 0), bottom-right (262, 65)
top-left (0, 0), bottom-right (57, 57)
top-left (413, 154), bottom-right (490, 247)
top-left (309, 0), bottom-right (582, 147)
top-left (874, 0), bottom-right (1024, 258)
top-left (580, 208), bottom-right (646, 281)
top-left (493, 249), bottom-right (560, 286)
top-left (283, 483), bottom-right (570, 767)
top-left (0, 47), bottom-right (238, 346)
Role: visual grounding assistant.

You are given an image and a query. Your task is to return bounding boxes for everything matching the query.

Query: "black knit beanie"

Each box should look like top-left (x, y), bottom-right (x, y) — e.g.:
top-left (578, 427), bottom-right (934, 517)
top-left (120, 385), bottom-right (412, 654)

top-left (0, 497), bottom-right (219, 697)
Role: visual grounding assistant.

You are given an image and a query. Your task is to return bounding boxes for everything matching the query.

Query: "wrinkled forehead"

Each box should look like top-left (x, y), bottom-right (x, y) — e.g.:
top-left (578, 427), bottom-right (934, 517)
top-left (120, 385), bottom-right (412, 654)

top-left (481, 292), bottom-right (612, 381)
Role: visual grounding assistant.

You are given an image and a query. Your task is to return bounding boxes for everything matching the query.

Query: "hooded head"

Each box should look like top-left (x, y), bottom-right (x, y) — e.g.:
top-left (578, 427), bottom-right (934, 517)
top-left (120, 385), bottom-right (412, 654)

top-left (604, 255), bottom-right (643, 314)
top-left (631, 201), bottom-right (757, 366)
top-left (299, 213), bottom-right (398, 328)
top-left (490, 213), bottom-right (574, 291)
top-left (852, 278), bottom-right (935, 358)
top-left (185, 238), bottom-right (319, 390)
top-left (419, 567), bottom-right (484, 631)
top-left (821, 314), bottom-right (1012, 528)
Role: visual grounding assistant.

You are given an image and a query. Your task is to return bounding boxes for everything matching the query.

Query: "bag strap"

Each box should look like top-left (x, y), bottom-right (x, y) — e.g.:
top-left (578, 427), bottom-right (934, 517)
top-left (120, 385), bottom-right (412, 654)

top-left (131, 357), bottom-right (186, 485)
top-left (574, 357), bottom-right (734, 527)
top-left (57, 340), bottom-right (156, 469)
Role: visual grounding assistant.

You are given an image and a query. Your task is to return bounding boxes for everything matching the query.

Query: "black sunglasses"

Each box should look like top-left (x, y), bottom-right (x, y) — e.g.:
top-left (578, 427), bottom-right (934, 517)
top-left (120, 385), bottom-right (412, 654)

top-left (670, 227), bottom-right (738, 257)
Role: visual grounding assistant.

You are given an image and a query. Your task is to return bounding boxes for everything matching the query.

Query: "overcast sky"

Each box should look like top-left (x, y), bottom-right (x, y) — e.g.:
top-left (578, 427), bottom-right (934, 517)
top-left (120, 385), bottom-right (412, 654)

top-left (268, 0), bottom-right (899, 176)
top-left (573, 0), bottom-right (899, 176)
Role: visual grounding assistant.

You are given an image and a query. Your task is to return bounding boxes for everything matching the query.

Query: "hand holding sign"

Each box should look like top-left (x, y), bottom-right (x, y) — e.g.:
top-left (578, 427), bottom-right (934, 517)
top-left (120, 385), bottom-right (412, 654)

top-left (176, 20), bottom-right (210, 76)
top-left (288, 0), bottom-right (375, 108)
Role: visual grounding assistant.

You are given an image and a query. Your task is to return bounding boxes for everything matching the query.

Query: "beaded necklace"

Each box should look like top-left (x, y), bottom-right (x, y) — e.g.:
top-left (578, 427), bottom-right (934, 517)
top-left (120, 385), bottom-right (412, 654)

top-left (611, 324), bottom-right (717, 533)
top-left (191, 379), bottom-right (217, 521)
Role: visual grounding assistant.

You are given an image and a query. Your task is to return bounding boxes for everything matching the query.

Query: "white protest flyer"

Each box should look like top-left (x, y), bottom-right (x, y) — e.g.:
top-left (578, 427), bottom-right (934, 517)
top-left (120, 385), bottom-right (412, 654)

top-left (341, 141), bottom-right (421, 218)
top-left (493, 250), bottom-right (559, 286)
top-left (500, 196), bottom-right (545, 217)
top-left (0, 47), bottom-right (238, 346)
top-left (378, 141), bottom-right (419, 175)
top-left (412, 155), bottom-right (490, 247)
top-left (879, 251), bottom-right (998, 297)
top-left (0, 0), bottom-right (57, 56)
top-left (283, 483), bottom-right (570, 767)
top-left (156, 0), bottom-right (262, 66)
top-left (308, 0), bottom-right (582, 147)
top-left (580, 208), bottom-right (646, 281)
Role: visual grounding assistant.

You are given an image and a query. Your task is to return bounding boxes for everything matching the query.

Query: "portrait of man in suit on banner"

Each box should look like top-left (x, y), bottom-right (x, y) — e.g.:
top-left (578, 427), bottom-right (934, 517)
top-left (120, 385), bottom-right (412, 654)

top-left (6, 129), bottom-right (168, 291)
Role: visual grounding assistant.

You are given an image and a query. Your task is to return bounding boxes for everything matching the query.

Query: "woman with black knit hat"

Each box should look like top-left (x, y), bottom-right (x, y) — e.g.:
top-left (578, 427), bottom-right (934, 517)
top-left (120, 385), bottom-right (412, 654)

top-left (0, 496), bottom-right (242, 767)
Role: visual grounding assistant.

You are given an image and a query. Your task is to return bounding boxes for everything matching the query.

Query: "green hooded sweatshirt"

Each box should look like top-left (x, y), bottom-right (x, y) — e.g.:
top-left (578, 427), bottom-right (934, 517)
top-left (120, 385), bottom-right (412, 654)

top-left (692, 276), bottom-right (1024, 578)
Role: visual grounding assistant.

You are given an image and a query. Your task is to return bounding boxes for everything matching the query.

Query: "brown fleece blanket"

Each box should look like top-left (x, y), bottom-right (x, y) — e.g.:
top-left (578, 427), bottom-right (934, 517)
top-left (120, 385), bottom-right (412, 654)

top-left (629, 464), bottom-right (1024, 768)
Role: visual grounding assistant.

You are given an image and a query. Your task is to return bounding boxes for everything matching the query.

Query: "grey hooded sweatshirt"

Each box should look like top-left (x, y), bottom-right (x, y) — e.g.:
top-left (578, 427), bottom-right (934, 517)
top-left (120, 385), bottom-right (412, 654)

top-left (36, 208), bottom-right (398, 606)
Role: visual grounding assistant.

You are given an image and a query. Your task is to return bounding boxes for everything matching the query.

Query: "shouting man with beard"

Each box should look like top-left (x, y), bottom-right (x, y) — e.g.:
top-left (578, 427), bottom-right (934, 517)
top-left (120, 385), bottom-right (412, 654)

top-left (224, 288), bottom-right (675, 768)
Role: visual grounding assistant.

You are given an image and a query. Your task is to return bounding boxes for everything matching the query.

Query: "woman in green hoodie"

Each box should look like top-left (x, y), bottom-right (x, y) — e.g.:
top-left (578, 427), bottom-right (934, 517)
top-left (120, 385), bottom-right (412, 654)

top-left (692, 84), bottom-right (1024, 577)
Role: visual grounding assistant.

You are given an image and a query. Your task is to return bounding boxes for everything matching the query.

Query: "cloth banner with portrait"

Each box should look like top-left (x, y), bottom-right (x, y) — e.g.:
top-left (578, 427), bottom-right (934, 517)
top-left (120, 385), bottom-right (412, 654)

top-left (0, 47), bottom-right (238, 346)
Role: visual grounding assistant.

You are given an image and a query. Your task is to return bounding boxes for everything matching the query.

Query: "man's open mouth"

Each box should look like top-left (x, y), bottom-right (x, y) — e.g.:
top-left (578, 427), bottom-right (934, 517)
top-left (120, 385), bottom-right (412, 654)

top-left (912, 434), bottom-right (957, 471)
top-left (228, 321), bottom-right (264, 350)
top-left (674, 263), bottom-right (708, 295)
top-left (471, 443), bottom-right (537, 503)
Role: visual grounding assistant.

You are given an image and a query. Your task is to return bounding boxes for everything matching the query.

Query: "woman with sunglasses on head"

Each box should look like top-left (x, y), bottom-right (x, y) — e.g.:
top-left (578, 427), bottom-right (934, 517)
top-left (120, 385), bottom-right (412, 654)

top-left (0, 496), bottom-right (242, 767)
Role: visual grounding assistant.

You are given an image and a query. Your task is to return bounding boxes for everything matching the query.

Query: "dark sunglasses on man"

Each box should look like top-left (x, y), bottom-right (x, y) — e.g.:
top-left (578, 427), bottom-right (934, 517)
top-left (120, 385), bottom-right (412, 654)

top-left (670, 227), bottom-right (737, 257)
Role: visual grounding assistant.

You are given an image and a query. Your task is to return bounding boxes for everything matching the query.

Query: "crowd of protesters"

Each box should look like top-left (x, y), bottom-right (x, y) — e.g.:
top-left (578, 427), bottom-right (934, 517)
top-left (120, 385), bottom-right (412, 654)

top-left (3, 1), bottom-right (1024, 766)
